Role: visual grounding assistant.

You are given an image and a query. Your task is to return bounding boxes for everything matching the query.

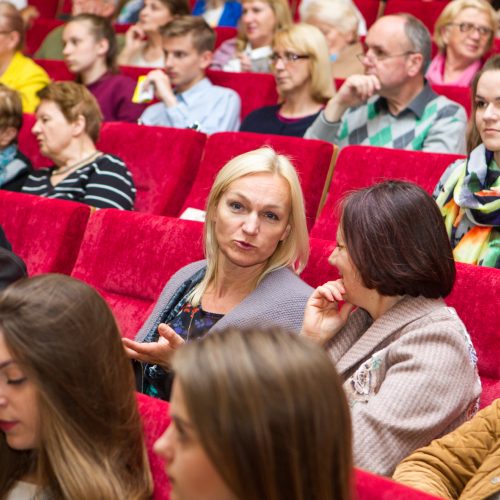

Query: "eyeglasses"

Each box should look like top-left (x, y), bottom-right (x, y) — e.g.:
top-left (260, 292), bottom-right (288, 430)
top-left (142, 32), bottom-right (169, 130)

top-left (356, 49), bottom-right (416, 63)
top-left (448, 22), bottom-right (493, 37)
top-left (269, 52), bottom-right (310, 65)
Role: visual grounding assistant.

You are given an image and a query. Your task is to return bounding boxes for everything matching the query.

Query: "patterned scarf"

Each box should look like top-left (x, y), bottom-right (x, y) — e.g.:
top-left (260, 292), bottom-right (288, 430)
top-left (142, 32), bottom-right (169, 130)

top-left (0, 144), bottom-right (19, 187)
top-left (435, 144), bottom-right (500, 268)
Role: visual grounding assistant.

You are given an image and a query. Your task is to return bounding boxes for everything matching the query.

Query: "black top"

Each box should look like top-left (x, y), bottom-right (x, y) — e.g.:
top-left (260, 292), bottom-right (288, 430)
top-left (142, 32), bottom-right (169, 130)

top-left (1, 149), bottom-right (32, 192)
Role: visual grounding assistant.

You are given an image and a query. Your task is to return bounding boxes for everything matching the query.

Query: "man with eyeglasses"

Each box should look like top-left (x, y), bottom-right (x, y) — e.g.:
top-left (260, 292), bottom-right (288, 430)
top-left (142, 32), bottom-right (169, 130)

top-left (305, 14), bottom-right (467, 154)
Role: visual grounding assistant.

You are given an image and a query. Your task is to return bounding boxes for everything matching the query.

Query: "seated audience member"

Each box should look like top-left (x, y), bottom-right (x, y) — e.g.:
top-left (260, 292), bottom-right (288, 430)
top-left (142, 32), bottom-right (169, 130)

top-left (300, 0), bottom-right (364, 79)
top-left (192, 0), bottom-right (242, 27)
top-left (0, 2), bottom-right (48, 113)
top-left (240, 24), bottom-right (334, 137)
top-left (22, 82), bottom-right (135, 210)
top-left (211, 0), bottom-right (292, 73)
top-left (305, 14), bottom-right (468, 154)
top-left (427, 0), bottom-right (496, 87)
top-left (0, 274), bottom-right (152, 498)
top-left (4, 0), bottom-right (38, 27)
top-left (35, 0), bottom-right (121, 60)
top-left (0, 85), bottom-right (32, 191)
top-left (155, 327), bottom-right (353, 500)
top-left (434, 55), bottom-right (500, 268)
top-left (117, 0), bottom-right (144, 23)
top-left (393, 399), bottom-right (500, 499)
top-left (63, 14), bottom-right (146, 122)
top-left (301, 180), bottom-right (482, 476)
top-left (139, 16), bottom-right (241, 132)
top-left (123, 148), bottom-right (312, 400)
top-left (0, 224), bottom-right (26, 289)
top-left (118, 0), bottom-right (190, 68)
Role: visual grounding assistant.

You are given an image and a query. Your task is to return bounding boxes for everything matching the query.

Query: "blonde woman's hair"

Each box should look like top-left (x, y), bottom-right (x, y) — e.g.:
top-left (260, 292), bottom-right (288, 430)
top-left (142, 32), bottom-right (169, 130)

top-left (237, 0), bottom-right (292, 52)
top-left (0, 1), bottom-right (24, 51)
top-left (299, 0), bottom-right (359, 40)
top-left (434, 0), bottom-right (496, 53)
top-left (172, 327), bottom-right (353, 500)
top-left (0, 274), bottom-right (153, 499)
top-left (190, 147), bottom-right (309, 306)
top-left (273, 23), bottom-right (334, 103)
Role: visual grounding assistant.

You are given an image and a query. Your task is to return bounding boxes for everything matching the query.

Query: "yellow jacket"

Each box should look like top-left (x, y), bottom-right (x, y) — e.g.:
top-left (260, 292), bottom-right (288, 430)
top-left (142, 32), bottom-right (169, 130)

top-left (393, 399), bottom-right (500, 500)
top-left (0, 52), bottom-right (50, 112)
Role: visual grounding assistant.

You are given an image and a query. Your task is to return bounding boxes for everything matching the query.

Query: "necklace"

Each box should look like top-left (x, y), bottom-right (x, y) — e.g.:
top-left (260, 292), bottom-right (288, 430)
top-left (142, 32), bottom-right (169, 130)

top-left (52, 151), bottom-right (102, 176)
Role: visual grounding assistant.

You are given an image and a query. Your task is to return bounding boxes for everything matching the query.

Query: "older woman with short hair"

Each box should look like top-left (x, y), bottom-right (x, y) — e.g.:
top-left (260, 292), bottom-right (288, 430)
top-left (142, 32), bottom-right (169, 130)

top-left (240, 24), bottom-right (334, 137)
top-left (302, 180), bottom-right (481, 476)
top-left (427, 0), bottom-right (496, 86)
top-left (22, 82), bottom-right (135, 210)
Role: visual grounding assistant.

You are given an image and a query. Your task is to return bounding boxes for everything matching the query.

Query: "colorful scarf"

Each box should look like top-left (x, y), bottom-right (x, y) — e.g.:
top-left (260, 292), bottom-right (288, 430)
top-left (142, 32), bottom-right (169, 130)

top-left (435, 144), bottom-right (500, 268)
top-left (0, 144), bottom-right (19, 187)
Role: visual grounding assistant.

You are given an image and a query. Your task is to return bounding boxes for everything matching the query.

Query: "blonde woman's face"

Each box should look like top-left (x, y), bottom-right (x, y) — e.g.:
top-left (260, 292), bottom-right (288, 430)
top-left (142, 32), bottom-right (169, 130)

top-left (306, 18), bottom-right (350, 55)
top-left (272, 42), bottom-right (312, 96)
top-left (242, 0), bottom-right (277, 48)
top-left (0, 332), bottom-right (40, 450)
top-left (154, 380), bottom-right (236, 500)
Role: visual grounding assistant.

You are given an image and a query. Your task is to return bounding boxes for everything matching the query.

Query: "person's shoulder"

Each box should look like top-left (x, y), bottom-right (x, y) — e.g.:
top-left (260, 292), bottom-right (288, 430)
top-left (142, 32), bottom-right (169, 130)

top-left (427, 93), bottom-right (467, 121)
top-left (164, 260), bottom-right (207, 290)
top-left (210, 81), bottom-right (240, 100)
top-left (92, 153), bottom-right (132, 175)
top-left (264, 267), bottom-right (313, 297)
top-left (244, 105), bottom-right (279, 119)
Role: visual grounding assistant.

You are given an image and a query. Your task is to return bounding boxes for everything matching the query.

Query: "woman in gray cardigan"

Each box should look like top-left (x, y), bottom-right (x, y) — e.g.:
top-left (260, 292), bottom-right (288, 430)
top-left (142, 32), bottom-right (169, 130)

top-left (123, 147), bottom-right (312, 400)
top-left (302, 181), bottom-right (482, 477)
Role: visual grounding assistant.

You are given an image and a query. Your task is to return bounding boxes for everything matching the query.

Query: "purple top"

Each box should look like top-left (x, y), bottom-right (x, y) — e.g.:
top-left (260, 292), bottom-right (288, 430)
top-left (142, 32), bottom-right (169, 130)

top-left (87, 72), bottom-right (146, 122)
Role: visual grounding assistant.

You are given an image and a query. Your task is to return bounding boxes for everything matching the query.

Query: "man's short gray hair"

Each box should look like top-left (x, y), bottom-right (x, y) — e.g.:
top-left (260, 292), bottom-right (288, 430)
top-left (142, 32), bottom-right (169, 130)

top-left (397, 13), bottom-right (431, 75)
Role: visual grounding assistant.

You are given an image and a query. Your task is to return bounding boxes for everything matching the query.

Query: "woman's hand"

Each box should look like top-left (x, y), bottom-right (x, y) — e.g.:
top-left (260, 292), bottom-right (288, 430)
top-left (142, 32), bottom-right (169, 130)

top-left (120, 24), bottom-right (146, 58)
top-left (122, 323), bottom-right (185, 370)
top-left (301, 280), bottom-right (355, 347)
top-left (238, 52), bottom-right (253, 72)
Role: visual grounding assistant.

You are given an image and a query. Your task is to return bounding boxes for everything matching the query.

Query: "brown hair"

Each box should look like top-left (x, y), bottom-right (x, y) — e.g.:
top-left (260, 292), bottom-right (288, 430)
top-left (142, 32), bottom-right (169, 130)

top-left (156, 0), bottom-right (190, 17)
top-left (160, 15), bottom-right (215, 52)
top-left (0, 274), bottom-right (152, 499)
top-left (0, 1), bottom-right (24, 51)
top-left (172, 327), bottom-right (352, 500)
top-left (340, 180), bottom-right (455, 298)
top-left (0, 84), bottom-right (22, 139)
top-left (37, 82), bottom-right (103, 143)
top-left (468, 54), bottom-right (500, 152)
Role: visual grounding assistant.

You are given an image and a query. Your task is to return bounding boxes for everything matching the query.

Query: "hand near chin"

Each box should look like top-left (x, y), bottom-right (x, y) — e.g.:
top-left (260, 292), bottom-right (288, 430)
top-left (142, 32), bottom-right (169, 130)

top-left (122, 324), bottom-right (185, 370)
top-left (238, 52), bottom-right (252, 72)
top-left (145, 70), bottom-right (176, 106)
top-left (301, 280), bottom-right (355, 347)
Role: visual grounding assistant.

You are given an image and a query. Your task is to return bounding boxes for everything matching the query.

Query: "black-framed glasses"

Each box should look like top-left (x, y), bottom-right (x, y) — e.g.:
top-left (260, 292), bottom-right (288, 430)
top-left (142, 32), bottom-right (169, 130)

top-left (269, 52), bottom-right (310, 64)
top-left (447, 22), bottom-right (493, 37)
top-left (356, 49), bottom-right (416, 63)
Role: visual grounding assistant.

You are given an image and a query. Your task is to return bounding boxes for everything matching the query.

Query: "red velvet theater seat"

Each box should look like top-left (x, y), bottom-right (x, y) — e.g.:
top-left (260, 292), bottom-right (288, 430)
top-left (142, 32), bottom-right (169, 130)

top-left (71, 210), bottom-right (204, 339)
top-left (432, 85), bottom-right (472, 117)
top-left (34, 58), bottom-right (74, 82)
top-left (25, 18), bottom-right (64, 55)
top-left (181, 131), bottom-right (335, 230)
top-left (311, 145), bottom-right (465, 240)
top-left (136, 393), bottom-right (171, 500)
top-left (300, 237), bottom-right (339, 289)
top-left (0, 191), bottom-right (91, 275)
top-left (97, 122), bottom-right (206, 215)
top-left (383, 0), bottom-right (447, 34)
top-left (447, 263), bottom-right (500, 408)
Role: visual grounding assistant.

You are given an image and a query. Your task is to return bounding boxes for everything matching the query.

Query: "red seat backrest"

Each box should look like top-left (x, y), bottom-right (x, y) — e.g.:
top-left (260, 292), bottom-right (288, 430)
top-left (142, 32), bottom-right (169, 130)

top-left (383, 0), bottom-right (447, 33)
top-left (27, 0), bottom-right (60, 19)
top-left (300, 237), bottom-right (339, 289)
top-left (311, 145), bottom-right (465, 240)
top-left (136, 393), bottom-right (171, 500)
top-left (206, 69), bottom-right (279, 119)
top-left (181, 131), bottom-right (335, 230)
top-left (34, 58), bottom-right (74, 81)
top-left (71, 211), bottom-right (204, 339)
top-left (432, 84), bottom-right (472, 117)
top-left (0, 191), bottom-right (91, 275)
top-left (353, 0), bottom-right (380, 28)
top-left (96, 122), bottom-right (206, 215)
top-left (214, 26), bottom-right (238, 49)
top-left (25, 18), bottom-right (64, 56)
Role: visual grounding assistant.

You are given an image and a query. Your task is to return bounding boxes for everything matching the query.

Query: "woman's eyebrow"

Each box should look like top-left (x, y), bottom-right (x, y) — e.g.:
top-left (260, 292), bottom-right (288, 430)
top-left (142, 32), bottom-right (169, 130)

top-left (0, 359), bottom-right (13, 370)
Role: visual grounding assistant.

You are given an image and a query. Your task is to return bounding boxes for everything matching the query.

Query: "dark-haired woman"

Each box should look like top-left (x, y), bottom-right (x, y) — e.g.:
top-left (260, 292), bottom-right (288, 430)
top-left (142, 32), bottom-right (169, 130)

top-left (63, 14), bottom-right (146, 122)
top-left (434, 55), bottom-right (500, 268)
top-left (302, 180), bottom-right (481, 477)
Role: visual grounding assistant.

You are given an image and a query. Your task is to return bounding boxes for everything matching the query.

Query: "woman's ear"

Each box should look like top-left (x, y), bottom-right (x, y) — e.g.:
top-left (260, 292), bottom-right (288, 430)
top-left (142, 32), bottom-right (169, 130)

top-left (97, 38), bottom-right (110, 58)
top-left (441, 26), bottom-right (450, 47)
top-left (71, 114), bottom-right (87, 137)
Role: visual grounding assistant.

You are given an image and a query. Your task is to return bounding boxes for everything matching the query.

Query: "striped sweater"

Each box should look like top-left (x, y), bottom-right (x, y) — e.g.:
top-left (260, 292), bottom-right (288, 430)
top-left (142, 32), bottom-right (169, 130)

top-left (22, 153), bottom-right (135, 210)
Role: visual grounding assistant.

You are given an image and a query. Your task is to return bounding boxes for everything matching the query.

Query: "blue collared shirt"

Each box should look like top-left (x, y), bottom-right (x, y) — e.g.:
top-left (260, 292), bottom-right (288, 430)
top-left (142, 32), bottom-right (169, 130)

top-left (139, 77), bottom-right (241, 134)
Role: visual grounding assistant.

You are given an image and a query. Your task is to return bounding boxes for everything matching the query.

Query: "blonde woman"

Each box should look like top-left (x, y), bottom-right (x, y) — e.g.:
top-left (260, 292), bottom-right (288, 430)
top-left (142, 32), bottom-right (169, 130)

top-left (123, 147), bottom-right (312, 401)
top-left (300, 0), bottom-right (364, 79)
top-left (0, 274), bottom-right (152, 499)
top-left (240, 24), bottom-right (334, 137)
top-left (427, 0), bottom-right (496, 86)
top-left (211, 0), bottom-right (292, 73)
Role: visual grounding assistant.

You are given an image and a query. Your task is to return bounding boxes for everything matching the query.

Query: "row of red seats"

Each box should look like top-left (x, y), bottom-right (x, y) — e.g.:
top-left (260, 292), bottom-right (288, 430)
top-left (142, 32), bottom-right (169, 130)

top-left (0, 190), bottom-right (498, 409)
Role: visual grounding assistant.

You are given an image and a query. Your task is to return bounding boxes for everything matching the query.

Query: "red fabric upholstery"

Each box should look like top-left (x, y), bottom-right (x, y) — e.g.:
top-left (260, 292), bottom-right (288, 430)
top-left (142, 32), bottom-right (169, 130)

top-left (432, 85), bottom-right (472, 117)
top-left (301, 237), bottom-right (339, 288)
top-left (27, 0), bottom-right (60, 19)
top-left (96, 122), bottom-right (206, 215)
top-left (355, 468), bottom-right (441, 499)
top-left (214, 26), bottom-right (238, 48)
top-left (446, 263), bottom-right (500, 408)
top-left (352, 0), bottom-right (380, 28)
top-left (0, 191), bottom-right (90, 275)
top-left (206, 69), bottom-right (279, 119)
top-left (181, 131), bottom-right (335, 230)
top-left (311, 145), bottom-right (465, 240)
top-left (34, 58), bottom-right (74, 81)
top-left (25, 18), bottom-right (64, 55)
top-left (383, 0), bottom-right (447, 33)
top-left (71, 210), bottom-right (204, 339)
top-left (19, 113), bottom-right (53, 168)
top-left (136, 393), bottom-right (171, 500)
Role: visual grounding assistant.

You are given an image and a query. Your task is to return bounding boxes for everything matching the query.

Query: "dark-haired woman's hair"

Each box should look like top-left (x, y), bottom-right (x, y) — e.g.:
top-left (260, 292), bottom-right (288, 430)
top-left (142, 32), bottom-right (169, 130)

top-left (340, 180), bottom-right (456, 298)
top-left (468, 54), bottom-right (500, 153)
top-left (172, 326), bottom-right (353, 500)
top-left (157, 0), bottom-right (190, 17)
top-left (0, 274), bottom-right (152, 499)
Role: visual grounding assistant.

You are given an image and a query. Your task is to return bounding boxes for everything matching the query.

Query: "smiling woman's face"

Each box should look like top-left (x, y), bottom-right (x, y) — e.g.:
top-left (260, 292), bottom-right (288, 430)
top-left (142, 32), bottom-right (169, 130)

top-left (0, 331), bottom-right (40, 451)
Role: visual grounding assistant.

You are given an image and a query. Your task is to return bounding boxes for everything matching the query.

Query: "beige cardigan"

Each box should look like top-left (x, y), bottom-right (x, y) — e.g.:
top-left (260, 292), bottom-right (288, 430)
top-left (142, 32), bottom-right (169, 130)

top-left (328, 296), bottom-right (482, 476)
